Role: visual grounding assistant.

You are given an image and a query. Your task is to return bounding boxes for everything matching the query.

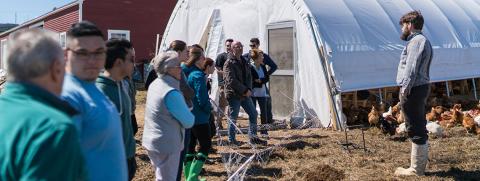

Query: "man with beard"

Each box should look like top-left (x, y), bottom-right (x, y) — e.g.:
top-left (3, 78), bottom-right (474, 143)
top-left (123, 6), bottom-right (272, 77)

top-left (394, 11), bottom-right (433, 176)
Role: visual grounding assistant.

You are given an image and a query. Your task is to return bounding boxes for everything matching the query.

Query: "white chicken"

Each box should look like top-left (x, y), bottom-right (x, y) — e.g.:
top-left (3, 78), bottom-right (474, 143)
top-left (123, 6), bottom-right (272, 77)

top-left (396, 122), bottom-right (444, 138)
top-left (396, 122), bottom-right (406, 134)
top-left (474, 116), bottom-right (480, 127)
top-left (426, 121), bottom-right (444, 138)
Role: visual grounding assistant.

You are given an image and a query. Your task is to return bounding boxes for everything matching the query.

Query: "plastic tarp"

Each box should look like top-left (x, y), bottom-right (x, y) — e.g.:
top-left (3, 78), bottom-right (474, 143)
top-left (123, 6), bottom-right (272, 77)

top-left (161, 0), bottom-right (335, 127)
top-left (306, 0), bottom-right (480, 92)
top-left (160, 0), bottom-right (480, 128)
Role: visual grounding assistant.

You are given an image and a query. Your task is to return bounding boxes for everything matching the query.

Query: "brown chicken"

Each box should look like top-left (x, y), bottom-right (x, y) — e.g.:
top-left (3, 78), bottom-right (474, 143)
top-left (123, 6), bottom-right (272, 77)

top-left (453, 103), bottom-right (462, 110)
top-left (426, 107), bottom-right (438, 122)
top-left (392, 102), bottom-right (401, 115)
top-left (426, 106), bottom-right (445, 122)
top-left (396, 111), bottom-right (405, 124)
top-left (434, 106), bottom-right (445, 114)
top-left (451, 104), bottom-right (463, 125)
top-left (368, 105), bottom-right (380, 126)
top-left (391, 102), bottom-right (404, 124)
top-left (463, 113), bottom-right (476, 133)
top-left (439, 111), bottom-right (455, 128)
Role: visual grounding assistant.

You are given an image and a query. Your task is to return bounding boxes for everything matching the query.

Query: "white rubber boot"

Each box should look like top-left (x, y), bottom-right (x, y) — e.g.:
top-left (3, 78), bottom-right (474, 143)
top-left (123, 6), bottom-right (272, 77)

top-left (395, 141), bottom-right (428, 176)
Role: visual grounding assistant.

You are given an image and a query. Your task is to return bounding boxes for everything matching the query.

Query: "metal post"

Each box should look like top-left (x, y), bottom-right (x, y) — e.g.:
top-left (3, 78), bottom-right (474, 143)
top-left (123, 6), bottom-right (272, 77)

top-left (361, 128), bottom-right (366, 153)
top-left (343, 128), bottom-right (350, 153)
top-left (473, 78), bottom-right (478, 100)
top-left (155, 34), bottom-right (160, 55)
top-left (446, 81), bottom-right (451, 97)
top-left (378, 88), bottom-right (383, 103)
top-left (79, 0), bottom-right (84, 21)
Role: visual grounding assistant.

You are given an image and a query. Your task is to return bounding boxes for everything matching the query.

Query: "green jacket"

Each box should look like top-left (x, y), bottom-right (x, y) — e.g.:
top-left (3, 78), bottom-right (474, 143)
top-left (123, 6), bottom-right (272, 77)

top-left (122, 77), bottom-right (136, 112)
top-left (0, 82), bottom-right (87, 181)
top-left (96, 76), bottom-right (136, 158)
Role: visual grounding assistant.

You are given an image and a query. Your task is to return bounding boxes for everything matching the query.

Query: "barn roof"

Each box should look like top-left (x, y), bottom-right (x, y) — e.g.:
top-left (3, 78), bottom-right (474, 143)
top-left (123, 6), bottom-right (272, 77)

top-left (0, 1), bottom-right (79, 37)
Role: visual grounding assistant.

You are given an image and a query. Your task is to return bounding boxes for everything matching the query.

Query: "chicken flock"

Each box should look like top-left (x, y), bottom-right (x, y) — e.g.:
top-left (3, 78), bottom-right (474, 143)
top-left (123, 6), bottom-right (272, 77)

top-left (343, 101), bottom-right (480, 138)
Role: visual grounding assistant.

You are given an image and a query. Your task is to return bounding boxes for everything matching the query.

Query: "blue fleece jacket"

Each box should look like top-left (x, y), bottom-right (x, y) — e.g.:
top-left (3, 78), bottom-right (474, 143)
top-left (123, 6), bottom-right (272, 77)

top-left (187, 66), bottom-right (212, 125)
top-left (61, 74), bottom-right (127, 181)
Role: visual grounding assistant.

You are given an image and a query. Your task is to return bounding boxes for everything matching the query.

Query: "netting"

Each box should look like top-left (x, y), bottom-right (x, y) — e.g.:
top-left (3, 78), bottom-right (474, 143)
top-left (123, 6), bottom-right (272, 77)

top-left (209, 90), bottom-right (321, 180)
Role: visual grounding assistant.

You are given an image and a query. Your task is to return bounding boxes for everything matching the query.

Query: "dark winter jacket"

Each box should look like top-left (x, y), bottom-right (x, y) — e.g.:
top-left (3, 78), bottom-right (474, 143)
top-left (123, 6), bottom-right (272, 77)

top-left (223, 53), bottom-right (252, 100)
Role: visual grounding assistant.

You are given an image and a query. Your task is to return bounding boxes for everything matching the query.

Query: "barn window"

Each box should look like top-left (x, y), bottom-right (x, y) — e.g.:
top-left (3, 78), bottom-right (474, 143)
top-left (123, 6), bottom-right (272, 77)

top-left (1, 39), bottom-right (7, 70)
top-left (108, 29), bottom-right (130, 41)
top-left (59, 32), bottom-right (67, 48)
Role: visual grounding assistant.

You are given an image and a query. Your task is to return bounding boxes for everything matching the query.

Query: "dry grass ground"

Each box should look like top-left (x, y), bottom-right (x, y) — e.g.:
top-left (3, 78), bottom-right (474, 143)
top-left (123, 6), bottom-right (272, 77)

top-left (133, 90), bottom-right (480, 181)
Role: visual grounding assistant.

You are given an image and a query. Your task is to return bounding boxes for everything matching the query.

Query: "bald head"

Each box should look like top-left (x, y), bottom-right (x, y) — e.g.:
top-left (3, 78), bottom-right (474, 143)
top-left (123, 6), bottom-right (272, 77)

top-left (231, 41), bottom-right (243, 58)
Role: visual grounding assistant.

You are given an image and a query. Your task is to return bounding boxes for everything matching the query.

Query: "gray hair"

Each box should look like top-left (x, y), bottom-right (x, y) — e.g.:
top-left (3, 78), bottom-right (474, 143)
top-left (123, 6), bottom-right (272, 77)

top-left (153, 51), bottom-right (179, 75)
top-left (6, 29), bottom-right (63, 81)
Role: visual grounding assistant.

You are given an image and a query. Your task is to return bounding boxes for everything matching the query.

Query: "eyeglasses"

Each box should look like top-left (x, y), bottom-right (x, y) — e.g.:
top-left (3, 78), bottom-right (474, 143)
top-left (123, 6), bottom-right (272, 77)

top-left (249, 44), bottom-right (256, 48)
top-left (67, 48), bottom-right (106, 60)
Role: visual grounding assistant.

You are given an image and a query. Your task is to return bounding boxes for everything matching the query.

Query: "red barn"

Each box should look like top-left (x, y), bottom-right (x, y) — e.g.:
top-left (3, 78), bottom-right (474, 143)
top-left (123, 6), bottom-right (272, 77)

top-left (0, 0), bottom-right (176, 73)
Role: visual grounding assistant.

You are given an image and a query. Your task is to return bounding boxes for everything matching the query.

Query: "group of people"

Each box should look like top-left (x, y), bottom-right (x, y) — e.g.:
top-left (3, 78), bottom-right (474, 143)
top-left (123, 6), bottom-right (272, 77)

top-left (142, 37), bottom-right (278, 180)
top-left (0, 9), bottom-right (431, 181)
top-left (0, 21), bottom-right (138, 181)
top-left (0, 19), bottom-right (278, 181)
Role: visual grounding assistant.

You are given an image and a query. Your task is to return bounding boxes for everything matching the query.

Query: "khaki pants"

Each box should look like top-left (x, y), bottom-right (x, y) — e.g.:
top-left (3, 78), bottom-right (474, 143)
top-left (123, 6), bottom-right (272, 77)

top-left (216, 85), bottom-right (228, 129)
top-left (147, 150), bottom-right (180, 181)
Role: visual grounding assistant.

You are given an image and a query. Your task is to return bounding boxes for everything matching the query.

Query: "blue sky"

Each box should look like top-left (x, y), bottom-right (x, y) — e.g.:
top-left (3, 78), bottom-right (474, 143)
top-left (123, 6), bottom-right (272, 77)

top-left (0, 0), bottom-right (74, 24)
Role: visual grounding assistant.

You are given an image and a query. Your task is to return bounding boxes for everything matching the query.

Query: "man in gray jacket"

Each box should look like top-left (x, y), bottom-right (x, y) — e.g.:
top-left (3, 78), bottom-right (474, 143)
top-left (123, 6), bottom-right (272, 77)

top-left (223, 41), bottom-right (266, 146)
top-left (395, 10), bottom-right (433, 176)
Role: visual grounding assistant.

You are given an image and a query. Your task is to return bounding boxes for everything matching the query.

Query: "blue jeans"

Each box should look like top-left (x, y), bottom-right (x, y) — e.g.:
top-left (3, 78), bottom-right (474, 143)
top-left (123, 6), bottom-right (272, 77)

top-left (227, 97), bottom-right (258, 142)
